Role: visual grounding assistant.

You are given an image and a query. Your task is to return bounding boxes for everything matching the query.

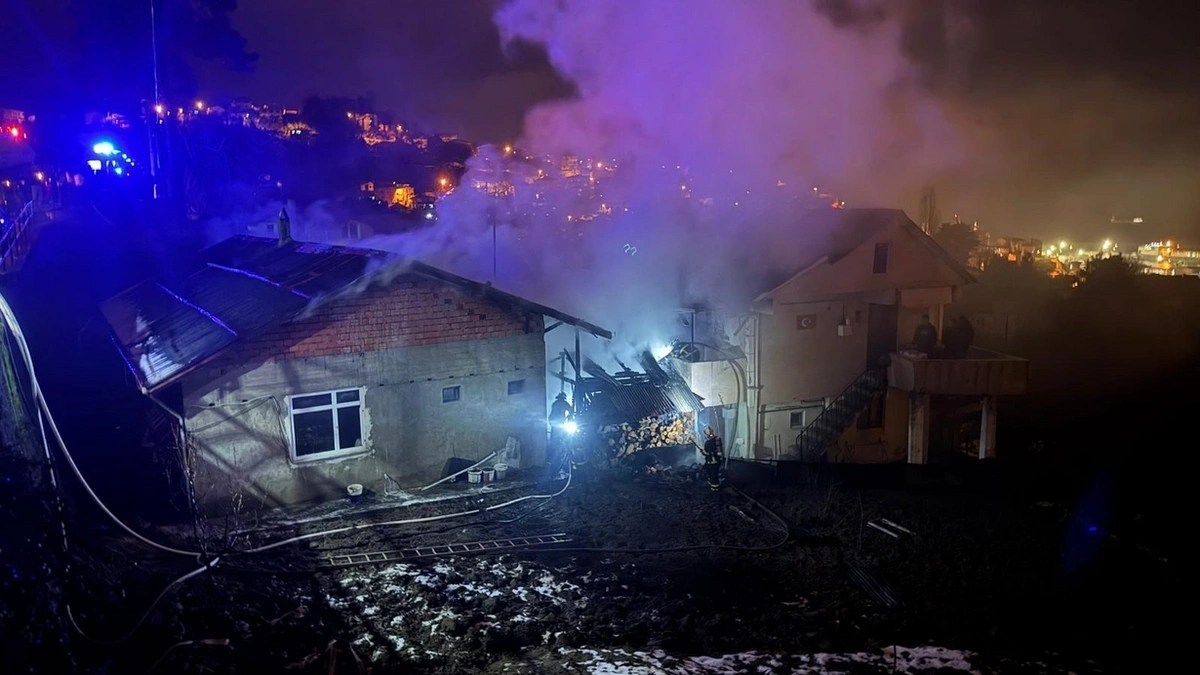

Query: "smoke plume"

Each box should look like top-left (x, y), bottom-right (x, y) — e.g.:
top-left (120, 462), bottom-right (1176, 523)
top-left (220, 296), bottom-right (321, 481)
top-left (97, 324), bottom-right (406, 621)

top-left (363, 0), bottom-right (964, 359)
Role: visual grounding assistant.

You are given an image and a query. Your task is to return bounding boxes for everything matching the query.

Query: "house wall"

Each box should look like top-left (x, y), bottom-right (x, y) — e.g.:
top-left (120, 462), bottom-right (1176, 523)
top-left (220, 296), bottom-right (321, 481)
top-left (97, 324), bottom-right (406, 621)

top-left (748, 221), bottom-right (969, 459)
top-left (181, 279), bottom-right (548, 513)
top-left (833, 388), bottom-right (909, 463)
top-left (758, 297), bottom-right (871, 404)
top-left (759, 224), bottom-right (965, 405)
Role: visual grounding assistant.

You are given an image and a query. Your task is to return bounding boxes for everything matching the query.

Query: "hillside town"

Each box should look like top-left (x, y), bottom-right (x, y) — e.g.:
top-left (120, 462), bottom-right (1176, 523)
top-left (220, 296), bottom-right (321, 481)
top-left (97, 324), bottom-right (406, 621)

top-left (1, 2), bottom-right (1192, 675)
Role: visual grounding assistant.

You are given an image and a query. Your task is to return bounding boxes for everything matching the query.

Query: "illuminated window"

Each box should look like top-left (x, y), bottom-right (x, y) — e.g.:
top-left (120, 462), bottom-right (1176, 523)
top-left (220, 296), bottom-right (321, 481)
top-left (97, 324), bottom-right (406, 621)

top-left (873, 243), bottom-right (890, 274)
top-left (442, 385), bottom-right (461, 403)
top-left (287, 388), bottom-right (366, 463)
top-left (507, 379), bottom-right (525, 395)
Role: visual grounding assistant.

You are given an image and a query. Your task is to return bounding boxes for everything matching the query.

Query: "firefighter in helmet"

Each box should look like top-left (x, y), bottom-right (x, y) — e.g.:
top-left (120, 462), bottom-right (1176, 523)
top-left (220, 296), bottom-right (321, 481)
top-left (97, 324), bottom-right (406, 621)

top-left (701, 426), bottom-right (724, 491)
top-left (548, 392), bottom-right (574, 473)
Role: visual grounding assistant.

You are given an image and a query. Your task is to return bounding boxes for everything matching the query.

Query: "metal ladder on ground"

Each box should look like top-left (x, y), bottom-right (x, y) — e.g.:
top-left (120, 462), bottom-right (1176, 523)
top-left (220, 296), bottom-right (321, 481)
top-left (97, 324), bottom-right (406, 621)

top-left (319, 533), bottom-right (574, 568)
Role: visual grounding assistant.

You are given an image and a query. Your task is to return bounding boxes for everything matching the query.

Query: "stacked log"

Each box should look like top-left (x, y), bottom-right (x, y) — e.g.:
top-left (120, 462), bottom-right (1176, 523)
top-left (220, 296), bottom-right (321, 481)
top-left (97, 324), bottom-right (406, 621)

top-left (607, 411), bottom-right (695, 458)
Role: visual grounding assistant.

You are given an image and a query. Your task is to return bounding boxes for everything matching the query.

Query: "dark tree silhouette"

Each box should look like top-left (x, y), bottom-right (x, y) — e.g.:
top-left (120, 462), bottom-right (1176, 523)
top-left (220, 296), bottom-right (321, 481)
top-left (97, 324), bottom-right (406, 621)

top-left (300, 96), bottom-right (363, 141)
top-left (932, 221), bottom-right (981, 267)
top-left (1075, 255), bottom-right (1142, 290)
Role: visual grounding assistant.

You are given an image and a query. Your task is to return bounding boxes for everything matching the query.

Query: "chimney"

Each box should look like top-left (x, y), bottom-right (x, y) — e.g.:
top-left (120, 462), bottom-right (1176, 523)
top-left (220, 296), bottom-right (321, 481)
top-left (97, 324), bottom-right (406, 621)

top-left (277, 207), bottom-right (292, 246)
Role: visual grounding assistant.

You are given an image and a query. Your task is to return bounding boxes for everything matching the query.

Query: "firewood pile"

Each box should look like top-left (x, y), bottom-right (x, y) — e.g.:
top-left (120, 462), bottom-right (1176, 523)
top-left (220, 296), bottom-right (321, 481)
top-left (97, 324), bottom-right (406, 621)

top-left (607, 412), bottom-right (696, 458)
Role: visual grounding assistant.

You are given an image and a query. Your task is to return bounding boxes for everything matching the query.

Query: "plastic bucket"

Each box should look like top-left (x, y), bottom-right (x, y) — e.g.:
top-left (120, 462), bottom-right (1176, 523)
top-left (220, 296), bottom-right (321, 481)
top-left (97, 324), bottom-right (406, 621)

top-left (347, 484), bottom-right (363, 502)
top-left (467, 470), bottom-right (483, 484)
top-left (493, 463), bottom-right (508, 480)
top-left (482, 469), bottom-right (496, 483)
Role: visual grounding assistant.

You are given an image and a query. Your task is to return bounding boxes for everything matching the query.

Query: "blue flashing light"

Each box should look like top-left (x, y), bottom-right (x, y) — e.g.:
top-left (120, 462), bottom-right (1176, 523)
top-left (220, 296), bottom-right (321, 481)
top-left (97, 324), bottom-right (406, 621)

top-left (93, 141), bottom-right (117, 156)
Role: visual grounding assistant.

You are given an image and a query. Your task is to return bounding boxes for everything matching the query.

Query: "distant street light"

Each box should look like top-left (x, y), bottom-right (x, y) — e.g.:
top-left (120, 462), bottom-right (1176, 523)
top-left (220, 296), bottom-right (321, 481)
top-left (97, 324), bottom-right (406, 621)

top-left (1103, 240), bottom-right (1113, 250)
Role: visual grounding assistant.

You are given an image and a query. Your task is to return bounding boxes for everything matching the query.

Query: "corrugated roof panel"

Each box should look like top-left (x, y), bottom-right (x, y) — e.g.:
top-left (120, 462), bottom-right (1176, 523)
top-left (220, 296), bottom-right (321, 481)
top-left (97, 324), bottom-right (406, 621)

top-left (291, 255), bottom-right (374, 298)
top-left (237, 244), bottom-right (369, 290)
top-left (202, 235), bottom-right (279, 268)
top-left (179, 267), bottom-right (309, 335)
top-left (101, 234), bottom-right (613, 392)
top-left (578, 377), bottom-right (704, 427)
top-left (101, 281), bottom-right (239, 390)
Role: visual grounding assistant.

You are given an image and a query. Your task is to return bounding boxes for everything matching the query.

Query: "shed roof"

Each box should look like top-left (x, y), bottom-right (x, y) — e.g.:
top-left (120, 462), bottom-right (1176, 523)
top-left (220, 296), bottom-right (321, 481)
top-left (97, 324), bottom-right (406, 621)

top-left (101, 235), bottom-right (611, 393)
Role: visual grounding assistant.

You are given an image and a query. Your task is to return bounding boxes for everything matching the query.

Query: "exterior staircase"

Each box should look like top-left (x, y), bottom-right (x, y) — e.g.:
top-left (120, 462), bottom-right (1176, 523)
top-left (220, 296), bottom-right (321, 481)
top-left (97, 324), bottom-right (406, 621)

top-left (1, 201), bottom-right (35, 276)
top-left (794, 369), bottom-right (887, 461)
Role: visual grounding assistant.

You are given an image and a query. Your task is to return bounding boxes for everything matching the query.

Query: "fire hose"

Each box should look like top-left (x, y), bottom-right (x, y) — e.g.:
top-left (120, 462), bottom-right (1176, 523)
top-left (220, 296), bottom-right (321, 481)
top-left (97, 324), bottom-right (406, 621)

top-left (2, 289), bottom-right (575, 642)
top-left (5, 289), bottom-right (784, 644)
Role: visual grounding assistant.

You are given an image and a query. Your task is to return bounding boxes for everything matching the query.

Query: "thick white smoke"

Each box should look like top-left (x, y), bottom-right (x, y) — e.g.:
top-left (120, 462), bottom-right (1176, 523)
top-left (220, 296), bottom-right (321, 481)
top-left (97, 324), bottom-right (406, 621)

top-left (233, 1), bottom-right (966, 365)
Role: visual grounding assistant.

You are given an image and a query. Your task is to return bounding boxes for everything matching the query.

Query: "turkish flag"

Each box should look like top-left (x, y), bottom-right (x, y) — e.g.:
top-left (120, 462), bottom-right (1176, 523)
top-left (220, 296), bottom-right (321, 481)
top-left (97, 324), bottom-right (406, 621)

top-left (796, 314), bottom-right (817, 330)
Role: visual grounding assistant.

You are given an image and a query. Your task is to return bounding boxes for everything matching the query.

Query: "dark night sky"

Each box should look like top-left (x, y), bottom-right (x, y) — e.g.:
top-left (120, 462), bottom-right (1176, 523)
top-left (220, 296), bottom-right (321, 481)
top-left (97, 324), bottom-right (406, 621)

top-left (196, 0), bottom-right (573, 142)
top-left (3, 0), bottom-right (1199, 237)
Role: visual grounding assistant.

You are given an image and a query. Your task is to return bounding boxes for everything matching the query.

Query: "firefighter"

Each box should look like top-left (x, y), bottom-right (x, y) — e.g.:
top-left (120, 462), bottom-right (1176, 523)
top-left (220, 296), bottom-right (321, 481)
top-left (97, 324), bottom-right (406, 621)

top-left (701, 426), bottom-right (724, 491)
top-left (548, 393), bottom-right (574, 474)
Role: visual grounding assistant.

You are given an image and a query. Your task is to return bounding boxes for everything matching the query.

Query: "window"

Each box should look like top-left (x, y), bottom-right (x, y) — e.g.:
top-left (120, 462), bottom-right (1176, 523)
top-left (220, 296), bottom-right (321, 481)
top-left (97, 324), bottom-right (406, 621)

top-left (288, 388), bottom-right (365, 463)
top-left (872, 242), bottom-right (890, 274)
top-left (442, 385), bottom-right (461, 403)
top-left (507, 379), bottom-right (525, 395)
top-left (789, 411), bottom-right (806, 429)
top-left (857, 393), bottom-right (885, 430)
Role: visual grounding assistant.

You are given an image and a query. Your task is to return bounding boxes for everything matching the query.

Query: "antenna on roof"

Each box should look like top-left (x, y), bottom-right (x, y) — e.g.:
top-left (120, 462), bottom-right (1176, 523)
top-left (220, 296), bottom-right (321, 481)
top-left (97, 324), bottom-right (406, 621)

top-left (277, 207), bottom-right (292, 246)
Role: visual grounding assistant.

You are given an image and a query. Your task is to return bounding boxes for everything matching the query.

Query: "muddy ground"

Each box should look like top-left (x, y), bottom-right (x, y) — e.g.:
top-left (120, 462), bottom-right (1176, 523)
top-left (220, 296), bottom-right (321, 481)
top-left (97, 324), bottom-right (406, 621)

top-left (35, 461), bottom-right (1177, 675)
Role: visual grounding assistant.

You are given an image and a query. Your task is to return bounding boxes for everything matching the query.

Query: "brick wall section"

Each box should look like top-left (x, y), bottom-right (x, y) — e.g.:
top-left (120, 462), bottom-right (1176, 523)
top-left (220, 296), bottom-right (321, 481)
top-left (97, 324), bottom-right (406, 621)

top-left (210, 277), bottom-right (542, 367)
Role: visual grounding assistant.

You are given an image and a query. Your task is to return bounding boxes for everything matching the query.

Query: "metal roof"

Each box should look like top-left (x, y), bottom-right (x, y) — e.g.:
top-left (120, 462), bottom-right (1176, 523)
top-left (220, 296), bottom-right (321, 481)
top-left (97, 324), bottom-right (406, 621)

top-left (577, 376), bottom-right (705, 427)
top-left (576, 350), bottom-right (705, 426)
top-left (100, 235), bottom-right (611, 393)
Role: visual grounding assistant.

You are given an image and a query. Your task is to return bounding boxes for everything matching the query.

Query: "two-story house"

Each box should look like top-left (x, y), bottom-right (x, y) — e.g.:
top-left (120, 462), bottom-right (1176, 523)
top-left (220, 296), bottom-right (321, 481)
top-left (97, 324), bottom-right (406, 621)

top-left (672, 209), bottom-right (1029, 466)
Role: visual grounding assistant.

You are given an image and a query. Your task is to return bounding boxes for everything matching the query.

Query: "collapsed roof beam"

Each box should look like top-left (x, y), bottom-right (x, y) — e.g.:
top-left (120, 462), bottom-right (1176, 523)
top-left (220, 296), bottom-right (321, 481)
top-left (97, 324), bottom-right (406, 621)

top-left (545, 320), bottom-right (563, 333)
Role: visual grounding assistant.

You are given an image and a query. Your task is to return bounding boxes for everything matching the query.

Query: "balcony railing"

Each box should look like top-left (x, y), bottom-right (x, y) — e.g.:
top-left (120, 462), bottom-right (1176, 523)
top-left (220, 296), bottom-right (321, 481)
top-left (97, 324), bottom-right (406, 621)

top-left (887, 347), bottom-right (1029, 396)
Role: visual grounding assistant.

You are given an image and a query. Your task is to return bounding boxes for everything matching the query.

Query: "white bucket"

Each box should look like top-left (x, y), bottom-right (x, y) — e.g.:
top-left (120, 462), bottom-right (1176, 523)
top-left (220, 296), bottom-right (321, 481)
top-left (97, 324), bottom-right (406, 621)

top-left (482, 469), bottom-right (496, 483)
top-left (493, 463), bottom-right (508, 480)
top-left (347, 483), bottom-right (363, 498)
top-left (467, 470), bottom-right (483, 484)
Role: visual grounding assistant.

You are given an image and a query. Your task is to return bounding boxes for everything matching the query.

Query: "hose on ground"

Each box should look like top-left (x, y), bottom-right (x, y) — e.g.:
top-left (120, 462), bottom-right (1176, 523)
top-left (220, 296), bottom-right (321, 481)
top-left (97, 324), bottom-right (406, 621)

top-left (67, 557), bottom-right (221, 644)
top-left (235, 465), bottom-right (574, 555)
top-left (1, 290), bottom-right (203, 558)
top-left (514, 486), bottom-right (790, 555)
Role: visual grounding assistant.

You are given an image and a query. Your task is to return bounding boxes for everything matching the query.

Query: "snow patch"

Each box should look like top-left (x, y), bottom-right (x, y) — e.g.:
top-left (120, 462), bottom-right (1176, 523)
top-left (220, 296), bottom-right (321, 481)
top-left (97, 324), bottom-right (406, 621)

top-left (552, 646), bottom-right (982, 674)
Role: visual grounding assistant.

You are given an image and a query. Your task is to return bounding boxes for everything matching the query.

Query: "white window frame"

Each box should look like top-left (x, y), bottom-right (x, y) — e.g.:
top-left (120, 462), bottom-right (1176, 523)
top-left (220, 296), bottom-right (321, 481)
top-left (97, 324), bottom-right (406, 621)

top-left (286, 387), bottom-right (368, 464)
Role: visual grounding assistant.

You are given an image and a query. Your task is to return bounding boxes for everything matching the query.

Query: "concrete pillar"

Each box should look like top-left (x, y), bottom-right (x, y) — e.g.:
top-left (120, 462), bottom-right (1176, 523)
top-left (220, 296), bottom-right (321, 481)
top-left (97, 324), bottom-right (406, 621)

top-left (907, 392), bottom-right (930, 464)
top-left (979, 395), bottom-right (997, 460)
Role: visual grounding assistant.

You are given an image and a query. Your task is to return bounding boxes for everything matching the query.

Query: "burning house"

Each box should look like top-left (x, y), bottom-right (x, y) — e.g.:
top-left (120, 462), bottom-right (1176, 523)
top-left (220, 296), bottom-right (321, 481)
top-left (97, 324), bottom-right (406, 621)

top-left (564, 349), bottom-right (706, 470)
top-left (98, 223), bottom-right (610, 514)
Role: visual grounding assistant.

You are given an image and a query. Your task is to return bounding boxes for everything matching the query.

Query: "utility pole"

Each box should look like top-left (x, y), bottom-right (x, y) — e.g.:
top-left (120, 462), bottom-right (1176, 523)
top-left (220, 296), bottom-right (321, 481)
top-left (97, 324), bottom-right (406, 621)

top-left (918, 185), bottom-right (938, 235)
top-left (147, 0), bottom-right (161, 199)
top-left (488, 207), bottom-right (498, 280)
